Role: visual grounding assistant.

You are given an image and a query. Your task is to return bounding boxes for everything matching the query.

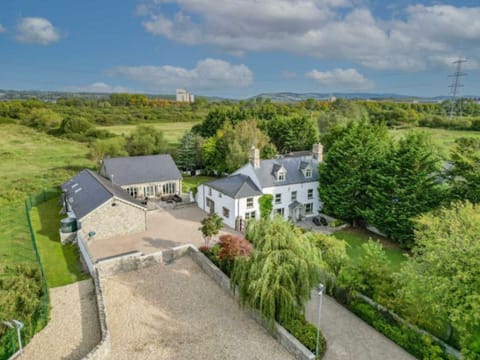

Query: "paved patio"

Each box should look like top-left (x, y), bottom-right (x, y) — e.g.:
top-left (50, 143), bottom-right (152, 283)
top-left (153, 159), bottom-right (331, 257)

top-left (101, 256), bottom-right (294, 360)
top-left (87, 206), bottom-right (236, 261)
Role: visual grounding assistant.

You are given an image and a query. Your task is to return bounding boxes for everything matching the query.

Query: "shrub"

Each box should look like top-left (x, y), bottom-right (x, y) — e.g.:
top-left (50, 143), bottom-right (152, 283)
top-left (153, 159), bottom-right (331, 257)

top-left (218, 234), bottom-right (253, 260)
top-left (281, 316), bottom-right (326, 358)
top-left (329, 219), bottom-right (344, 227)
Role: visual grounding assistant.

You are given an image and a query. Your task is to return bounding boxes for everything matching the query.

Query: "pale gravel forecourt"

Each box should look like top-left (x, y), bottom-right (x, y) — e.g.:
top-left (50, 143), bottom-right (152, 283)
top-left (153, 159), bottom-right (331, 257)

top-left (22, 279), bottom-right (101, 360)
top-left (101, 256), bottom-right (295, 360)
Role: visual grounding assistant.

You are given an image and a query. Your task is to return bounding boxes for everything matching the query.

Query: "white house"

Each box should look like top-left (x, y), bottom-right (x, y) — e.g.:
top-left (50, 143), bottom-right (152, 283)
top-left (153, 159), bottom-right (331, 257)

top-left (176, 88), bottom-right (195, 103)
top-left (197, 144), bottom-right (323, 230)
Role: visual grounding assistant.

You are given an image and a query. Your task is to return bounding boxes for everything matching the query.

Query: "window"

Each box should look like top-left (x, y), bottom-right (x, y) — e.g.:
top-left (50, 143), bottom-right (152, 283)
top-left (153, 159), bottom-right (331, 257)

top-left (144, 185), bottom-right (155, 197)
top-left (218, 192), bottom-right (222, 198)
top-left (222, 207), bottom-right (230, 218)
top-left (246, 197), bottom-right (254, 208)
top-left (305, 203), bottom-right (313, 215)
top-left (277, 171), bottom-right (285, 181)
top-left (291, 191), bottom-right (297, 201)
top-left (245, 211), bottom-right (256, 219)
top-left (163, 182), bottom-right (176, 194)
top-left (275, 208), bottom-right (285, 216)
top-left (275, 193), bottom-right (282, 204)
top-left (305, 168), bottom-right (312, 178)
top-left (127, 187), bottom-right (138, 198)
top-left (308, 189), bottom-right (314, 199)
top-left (208, 187), bottom-right (212, 196)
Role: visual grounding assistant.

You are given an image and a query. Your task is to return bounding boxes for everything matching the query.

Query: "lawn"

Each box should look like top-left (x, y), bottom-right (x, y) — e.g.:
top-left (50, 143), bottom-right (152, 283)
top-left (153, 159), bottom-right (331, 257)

top-left (182, 175), bottom-right (217, 193)
top-left (332, 227), bottom-right (408, 272)
top-left (29, 198), bottom-right (88, 287)
top-left (390, 127), bottom-right (480, 159)
top-left (0, 124), bottom-right (94, 277)
top-left (97, 121), bottom-right (199, 145)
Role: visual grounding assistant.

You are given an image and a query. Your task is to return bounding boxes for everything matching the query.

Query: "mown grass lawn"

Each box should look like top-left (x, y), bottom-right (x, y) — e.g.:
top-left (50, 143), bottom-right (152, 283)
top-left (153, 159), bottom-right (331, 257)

top-left (332, 227), bottom-right (408, 272)
top-left (182, 175), bottom-right (217, 193)
top-left (29, 198), bottom-right (88, 288)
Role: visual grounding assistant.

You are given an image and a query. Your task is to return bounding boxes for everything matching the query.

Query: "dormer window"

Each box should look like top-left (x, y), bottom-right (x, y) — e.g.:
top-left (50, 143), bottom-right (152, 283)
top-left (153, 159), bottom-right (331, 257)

top-left (277, 171), bottom-right (285, 181)
top-left (305, 168), bottom-right (312, 178)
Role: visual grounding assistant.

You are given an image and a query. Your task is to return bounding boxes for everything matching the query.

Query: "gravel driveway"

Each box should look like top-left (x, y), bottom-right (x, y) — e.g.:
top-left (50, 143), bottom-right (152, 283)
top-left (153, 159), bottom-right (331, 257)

top-left (102, 256), bottom-right (294, 360)
top-left (23, 279), bottom-right (101, 360)
top-left (306, 291), bottom-right (415, 360)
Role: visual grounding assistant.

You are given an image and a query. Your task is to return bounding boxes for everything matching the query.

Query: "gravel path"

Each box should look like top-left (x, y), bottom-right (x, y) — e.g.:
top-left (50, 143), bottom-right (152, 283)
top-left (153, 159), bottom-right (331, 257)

top-left (23, 279), bottom-right (101, 360)
top-left (102, 256), bottom-right (294, 360)
top-left (306, 291), bottom-right (415, 360)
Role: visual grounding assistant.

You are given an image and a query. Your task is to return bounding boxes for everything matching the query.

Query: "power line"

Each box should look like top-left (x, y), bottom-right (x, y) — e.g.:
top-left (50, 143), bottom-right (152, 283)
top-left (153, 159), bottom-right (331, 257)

top-left (448, 58), bottom-right (467, 118)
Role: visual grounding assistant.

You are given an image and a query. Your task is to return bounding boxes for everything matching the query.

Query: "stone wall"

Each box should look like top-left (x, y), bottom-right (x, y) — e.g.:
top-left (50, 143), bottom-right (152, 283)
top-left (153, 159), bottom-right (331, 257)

top-left (190, 248), bottom-right (316, 360)
top-left (81, 268), bottom-right (110, 360)
top-left (80, 197), bottom-right (146, 240)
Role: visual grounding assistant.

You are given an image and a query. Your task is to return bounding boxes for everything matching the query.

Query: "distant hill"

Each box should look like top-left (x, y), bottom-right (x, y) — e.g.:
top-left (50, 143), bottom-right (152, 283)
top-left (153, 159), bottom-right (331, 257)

top-left (250, 92), bottom-right (479, 103)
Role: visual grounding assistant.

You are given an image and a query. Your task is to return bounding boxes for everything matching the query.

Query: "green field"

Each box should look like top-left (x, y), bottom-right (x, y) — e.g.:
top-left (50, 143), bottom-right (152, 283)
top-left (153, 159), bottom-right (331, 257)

top-left (30, 199), bottom-right (88, 287)
top-left (332, 228), bottom-right (407, 271)
top-left (0, 124), bottom-right (94, 283)
top-left (182, 175), bottom-right (216, 193)
top-left (97, 121), bottom-right (199, 145)
top-left (390, 127), bottom-right (480, 158)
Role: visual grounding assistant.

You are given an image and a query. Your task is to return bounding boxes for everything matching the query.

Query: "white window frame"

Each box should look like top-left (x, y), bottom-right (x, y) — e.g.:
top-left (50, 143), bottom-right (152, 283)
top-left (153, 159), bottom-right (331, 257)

top-left (291, 191), bottom-right (297, 201)
top-left (245, 211), bottom-right (256, 219)
top-left (222, 207), bottom-right (230, 218)
top-left (144, 185), bottom-right (155, 197)
top-left (127, 187), bottom-right (138, 198)
top-left (305, 168), bottom-right (312, 178)
top-left (307, 189), bottom-right (314, 200)
top-left (246, 197), bottom-right (254, 208)
top-left (275, 208), bottom-right (285, 216)
top-left (275, 193), bottom-right (282, 204)
top-left (163, 182), bottom-right (176, 194)
top-left (277, 171), bottom-right (285, 181)
top-left (305, 203), bottom-right (313, 215)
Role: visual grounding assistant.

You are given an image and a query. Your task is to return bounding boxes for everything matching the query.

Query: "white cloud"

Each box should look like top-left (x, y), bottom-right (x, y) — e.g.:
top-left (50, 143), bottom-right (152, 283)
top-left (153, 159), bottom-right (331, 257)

top-left (65, 82), bottom-right (134, 93)
top-left (0, 24), bottom-right (5, 33)
top-left (108, 58), bottom-right (253, 90)
top-left (137, 1), bottom-right (480, 71)
top-left (306, 68), bottom-right (374, 90)
top-left (16, 17), bottom-right (61, 45)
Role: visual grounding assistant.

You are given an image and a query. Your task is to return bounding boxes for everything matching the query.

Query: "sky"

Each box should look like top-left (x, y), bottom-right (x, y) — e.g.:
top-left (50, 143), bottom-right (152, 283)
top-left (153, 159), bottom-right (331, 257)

top-left (0, 0), bottom-right (479, 98)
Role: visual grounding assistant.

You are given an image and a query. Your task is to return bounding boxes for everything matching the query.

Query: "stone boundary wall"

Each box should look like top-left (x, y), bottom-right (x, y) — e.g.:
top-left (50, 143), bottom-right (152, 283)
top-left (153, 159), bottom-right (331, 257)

top-left (77, 231), bottom-right (95, 276)
top-left (80, 268), bottom-right (110, 360)
top-left (190, 248), bottom-right (316, 360)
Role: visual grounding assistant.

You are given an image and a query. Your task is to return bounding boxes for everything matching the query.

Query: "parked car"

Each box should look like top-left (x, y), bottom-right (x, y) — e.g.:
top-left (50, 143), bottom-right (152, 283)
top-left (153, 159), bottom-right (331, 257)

top-left (312, 215), bottom-right (328, 226)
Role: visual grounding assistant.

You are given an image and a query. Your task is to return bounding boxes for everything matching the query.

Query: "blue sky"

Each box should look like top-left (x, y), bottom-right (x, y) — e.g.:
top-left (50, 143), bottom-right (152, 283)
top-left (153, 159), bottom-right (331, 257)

top-left (0, 0), bottom-right (479, 98)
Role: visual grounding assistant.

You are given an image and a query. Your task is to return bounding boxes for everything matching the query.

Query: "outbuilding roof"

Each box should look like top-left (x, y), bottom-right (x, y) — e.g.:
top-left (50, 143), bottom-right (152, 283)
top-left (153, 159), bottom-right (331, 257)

top-left (61, 169), bottom-right (144, 219)
top-left (206, 174), bottom-right (263, 199)
top-left (100, 154), bottom-right (182, 186)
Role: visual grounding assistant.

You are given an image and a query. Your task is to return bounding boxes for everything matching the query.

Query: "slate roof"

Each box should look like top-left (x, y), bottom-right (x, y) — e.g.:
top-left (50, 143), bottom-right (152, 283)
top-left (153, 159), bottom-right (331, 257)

top-left (206, 174), bottom-right (262, 199)
top-left (100, 154), bottom-right (182, 186)
top-left (235, 155), bottom-right (319, 189)
top-left (61, 169), bottom-right (144, 219)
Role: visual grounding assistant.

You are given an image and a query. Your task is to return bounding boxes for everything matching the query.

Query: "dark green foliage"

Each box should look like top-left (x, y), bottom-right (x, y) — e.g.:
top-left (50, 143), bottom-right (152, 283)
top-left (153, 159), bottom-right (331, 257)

top-left (176, 131), bottom-right (203, 172)
top-left (232, 217), bottom-right (322, 326)
top-left (258, 194), bottom-right (273, 220)
top-left (362, 131), bottom-right (444, 248)
top-left (348, 297), bottom-right (452, 360)
top-left (266, 116), bottom-right (319, 153)
top-left (0, 265), bottom-right (50, 360)
top-left (319, 120), bottom-right (390, 224)
top-left (125, 125), bottom-right (167, 156)
top-left (448, 137), bottom-right (480, 204)
top-left (281, 317), bottom-right (326, 357)
top-left (60, 116), bottom-right (94, 135)
top-left (199, 213), bottom-right (223, 246)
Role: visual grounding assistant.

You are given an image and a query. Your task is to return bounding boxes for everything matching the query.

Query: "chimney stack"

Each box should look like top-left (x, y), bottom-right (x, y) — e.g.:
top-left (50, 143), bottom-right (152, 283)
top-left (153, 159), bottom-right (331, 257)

top-left (312, 143), bottom-right (323, 162)
top-left (249, 146), bottom-right (260, 168)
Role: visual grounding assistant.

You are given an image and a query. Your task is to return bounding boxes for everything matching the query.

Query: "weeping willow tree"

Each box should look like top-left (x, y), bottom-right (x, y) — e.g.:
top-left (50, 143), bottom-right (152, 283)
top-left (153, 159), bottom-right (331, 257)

top-left (232, 216), bottom-right (322, 325)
